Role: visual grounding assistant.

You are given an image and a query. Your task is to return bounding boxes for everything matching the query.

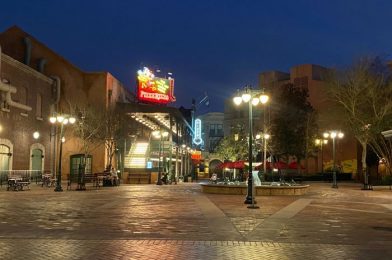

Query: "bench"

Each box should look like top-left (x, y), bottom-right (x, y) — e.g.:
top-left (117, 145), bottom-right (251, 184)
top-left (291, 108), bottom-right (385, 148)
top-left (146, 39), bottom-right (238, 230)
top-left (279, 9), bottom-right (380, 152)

top-left (7, 177), bottom-right (30, 191)
top-left (67, 173), bottom-right (100, 190)
top-left (128, 173), bottom-right (150, 184)
top-left (95, 172), bottom-right (119, 187)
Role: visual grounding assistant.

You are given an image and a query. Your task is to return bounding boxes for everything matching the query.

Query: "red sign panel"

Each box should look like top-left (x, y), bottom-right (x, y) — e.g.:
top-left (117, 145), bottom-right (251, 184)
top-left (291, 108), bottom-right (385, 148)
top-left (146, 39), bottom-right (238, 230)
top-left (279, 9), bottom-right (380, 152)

top-left (137, 67), bottom-right (176, 104)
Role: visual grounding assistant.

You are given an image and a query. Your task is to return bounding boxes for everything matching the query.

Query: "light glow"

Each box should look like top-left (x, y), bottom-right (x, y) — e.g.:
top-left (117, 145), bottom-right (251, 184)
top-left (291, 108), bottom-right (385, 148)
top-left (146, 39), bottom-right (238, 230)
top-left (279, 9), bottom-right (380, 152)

top-left (33, 131), bottom-right (40, 139)
top-left (259, 94), bottom-right (269, 104)
top-left (241, 93), bottom-right (251, 103)
top-left (233, 96), bottom-right (242, 105)
top-left (251, 97), bottom-right (259, 106)
top-left (56, 115), bottom-right (64, 123)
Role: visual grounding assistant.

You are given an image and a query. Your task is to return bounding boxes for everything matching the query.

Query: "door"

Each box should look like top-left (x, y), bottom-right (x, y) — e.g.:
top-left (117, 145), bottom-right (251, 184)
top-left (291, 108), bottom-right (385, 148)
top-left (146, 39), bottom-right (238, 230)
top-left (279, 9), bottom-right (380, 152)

top-left (70, 154), bottom-right (92, 176)
top-left (31, 148), bottom-right (43, 179)
top-left (0, 144), bottom-right (11, 181)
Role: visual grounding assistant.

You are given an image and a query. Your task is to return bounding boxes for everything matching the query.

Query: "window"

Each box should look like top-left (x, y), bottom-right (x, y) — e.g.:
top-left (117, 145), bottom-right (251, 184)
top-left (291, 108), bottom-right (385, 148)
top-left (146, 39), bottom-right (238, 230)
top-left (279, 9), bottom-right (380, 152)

top-left (216, 124), bottom-right (223, 136)
top-left (209, 124), bottom-right (216, 136)
top-left (36, 93), bottom-right (42, 118)
top-left (70, 154), bottom-right (92, 176)
top-left (209, 124), bottom-right (223, 137)
top-left (17, 86), bottom-right (28, 105)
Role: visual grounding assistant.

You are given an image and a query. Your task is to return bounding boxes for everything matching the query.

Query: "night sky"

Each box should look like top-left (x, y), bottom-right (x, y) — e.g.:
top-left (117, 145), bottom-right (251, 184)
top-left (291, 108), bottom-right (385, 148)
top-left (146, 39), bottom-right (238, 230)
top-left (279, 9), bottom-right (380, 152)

top-left (1, 0), bottom-right (392, 113)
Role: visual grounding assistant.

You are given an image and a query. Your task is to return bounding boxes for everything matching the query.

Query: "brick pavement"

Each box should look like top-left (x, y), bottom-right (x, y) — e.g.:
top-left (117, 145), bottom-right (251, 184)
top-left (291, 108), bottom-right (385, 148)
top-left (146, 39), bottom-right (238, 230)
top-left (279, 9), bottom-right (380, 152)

top-left (0, 182), bottom-right (391, 259)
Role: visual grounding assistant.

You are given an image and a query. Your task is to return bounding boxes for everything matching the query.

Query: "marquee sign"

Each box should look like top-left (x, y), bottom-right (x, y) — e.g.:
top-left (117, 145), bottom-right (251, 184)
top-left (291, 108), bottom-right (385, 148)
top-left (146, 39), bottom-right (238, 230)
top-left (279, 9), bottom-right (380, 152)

top-left (193, 118), bottom-right (203, 145)
top-left (191, 150), bottom-right (201, 160)
top-left (137, 67), bottom-right (176, 104)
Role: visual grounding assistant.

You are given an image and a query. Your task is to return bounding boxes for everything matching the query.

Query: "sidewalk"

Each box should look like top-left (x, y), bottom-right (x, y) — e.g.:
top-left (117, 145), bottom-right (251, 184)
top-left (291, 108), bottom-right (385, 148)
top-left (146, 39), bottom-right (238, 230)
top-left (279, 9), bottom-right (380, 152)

top-left (0, 182), bottom-right (391, 259)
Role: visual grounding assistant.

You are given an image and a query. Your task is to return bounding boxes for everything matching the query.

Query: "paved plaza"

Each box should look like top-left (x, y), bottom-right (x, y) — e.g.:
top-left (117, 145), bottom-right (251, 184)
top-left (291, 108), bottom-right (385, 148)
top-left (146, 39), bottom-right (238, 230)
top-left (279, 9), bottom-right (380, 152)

top-left (0, 181), bottom-right (391, 259)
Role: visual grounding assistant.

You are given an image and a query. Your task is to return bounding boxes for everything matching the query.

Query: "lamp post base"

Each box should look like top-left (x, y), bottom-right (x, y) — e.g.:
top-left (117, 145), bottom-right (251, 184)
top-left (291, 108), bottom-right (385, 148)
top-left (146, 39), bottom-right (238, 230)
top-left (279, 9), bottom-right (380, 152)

top-left (156, 181), bottom-right (163, 185)
top-left (54, 186), bottom-right (63, 192)
top-left (362, 184), bottom-right (373, 190)
top-left (244, 196), bottom-right (257, 204)
top-left (247, 205), bottom-right (260, 209)
top-left (331, 184), bottom-right (338, 189)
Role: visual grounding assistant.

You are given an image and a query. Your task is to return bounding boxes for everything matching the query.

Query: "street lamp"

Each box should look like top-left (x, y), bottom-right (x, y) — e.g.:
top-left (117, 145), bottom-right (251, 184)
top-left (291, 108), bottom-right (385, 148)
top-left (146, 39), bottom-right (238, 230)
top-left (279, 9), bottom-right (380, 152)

top-left (323, 131), bottom-right (344, 188)
top-left (315, 138), bottom-right (328, 174)
top-left (152, 130), bottom-right (169, 185)
top-left (49, 113), bottom-right (76, 192)
top-left (233, 86), bottom-right (269, 207)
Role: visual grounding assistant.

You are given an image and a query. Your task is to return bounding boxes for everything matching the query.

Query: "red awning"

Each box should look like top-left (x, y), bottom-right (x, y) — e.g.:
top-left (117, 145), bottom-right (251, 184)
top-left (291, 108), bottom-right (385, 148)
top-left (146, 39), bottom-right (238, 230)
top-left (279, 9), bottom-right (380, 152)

top-left (216, 161), bottom-right (234, 169)
top-left (255, 161), bottom-right (288, 170)
top-left (233, 160), bottom-right (246, 169)
top-left (288, 161), bottom-right (305, 169)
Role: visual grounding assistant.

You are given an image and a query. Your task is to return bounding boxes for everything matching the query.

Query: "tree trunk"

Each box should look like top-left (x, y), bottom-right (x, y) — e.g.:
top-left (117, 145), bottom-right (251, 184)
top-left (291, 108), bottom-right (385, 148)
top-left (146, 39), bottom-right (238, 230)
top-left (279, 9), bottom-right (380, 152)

top-left (361, 141), bottom-right (371, 190)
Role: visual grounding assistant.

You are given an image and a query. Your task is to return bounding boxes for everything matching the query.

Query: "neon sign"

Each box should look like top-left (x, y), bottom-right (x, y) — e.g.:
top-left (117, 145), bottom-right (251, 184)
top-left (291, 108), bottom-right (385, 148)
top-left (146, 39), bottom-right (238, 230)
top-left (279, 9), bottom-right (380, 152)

top-left (193, 119), bottom-right (203, 145)
top-left (137, 67), bottom-right (176, 104)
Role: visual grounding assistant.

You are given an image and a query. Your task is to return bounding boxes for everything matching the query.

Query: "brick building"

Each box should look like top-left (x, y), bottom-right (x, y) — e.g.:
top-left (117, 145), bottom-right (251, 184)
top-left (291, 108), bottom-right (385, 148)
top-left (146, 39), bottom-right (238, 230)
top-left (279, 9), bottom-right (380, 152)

top-left (0, 46), bottom-right (54, 179)
top-left (259, 64), bottom-right (359, 178)
top-left (223, 64), bottom-right (359, 178)
top-left (0, 26), bottom-right (132, 181)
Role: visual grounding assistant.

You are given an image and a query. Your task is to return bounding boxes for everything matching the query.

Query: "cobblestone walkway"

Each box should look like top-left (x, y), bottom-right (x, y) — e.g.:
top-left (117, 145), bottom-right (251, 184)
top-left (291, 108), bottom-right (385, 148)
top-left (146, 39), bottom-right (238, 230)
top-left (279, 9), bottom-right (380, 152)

top-left (0, 182), bottom-right (391, 259)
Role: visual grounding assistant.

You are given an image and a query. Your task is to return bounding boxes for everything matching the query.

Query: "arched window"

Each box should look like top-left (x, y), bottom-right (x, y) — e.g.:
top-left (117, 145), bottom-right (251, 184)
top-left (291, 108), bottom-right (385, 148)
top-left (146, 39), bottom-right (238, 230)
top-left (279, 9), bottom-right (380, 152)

top-left (0, 144), bottom-right (11, 172)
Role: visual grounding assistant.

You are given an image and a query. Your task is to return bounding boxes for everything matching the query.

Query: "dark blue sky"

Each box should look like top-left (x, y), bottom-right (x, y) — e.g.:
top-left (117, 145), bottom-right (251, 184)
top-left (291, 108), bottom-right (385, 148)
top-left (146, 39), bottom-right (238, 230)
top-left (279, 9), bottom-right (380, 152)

top-left (1, 0), bottom-right (391, 112)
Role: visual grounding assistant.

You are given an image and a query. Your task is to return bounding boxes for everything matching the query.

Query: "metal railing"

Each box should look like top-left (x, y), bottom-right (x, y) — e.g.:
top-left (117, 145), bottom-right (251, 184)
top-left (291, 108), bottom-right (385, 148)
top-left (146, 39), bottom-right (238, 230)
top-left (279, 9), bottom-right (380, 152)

top-left (0, 170), bottom-right (51, 187)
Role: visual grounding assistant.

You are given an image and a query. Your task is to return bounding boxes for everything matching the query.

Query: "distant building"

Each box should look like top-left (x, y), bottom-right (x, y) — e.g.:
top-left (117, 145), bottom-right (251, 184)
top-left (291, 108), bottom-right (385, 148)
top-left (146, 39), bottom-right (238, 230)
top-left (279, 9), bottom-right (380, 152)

top-left (259, 64), bottom-right (359, 178)
top-left (198, 112), bottom-right (224, 153)
top-left (223, 64), bottom-right (360, 178)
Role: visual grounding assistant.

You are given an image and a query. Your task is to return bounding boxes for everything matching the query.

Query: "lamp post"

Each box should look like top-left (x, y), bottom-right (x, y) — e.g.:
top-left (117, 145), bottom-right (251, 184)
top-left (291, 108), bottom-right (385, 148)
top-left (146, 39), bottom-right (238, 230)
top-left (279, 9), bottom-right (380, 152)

top-left (49, 114), bottom-right (76, 192)
top-left (315, 138), bottom-right (328, 174)
top-left (233, 86), bottom-right (269, 207)
top-left (323, 131), bottom-right (344, 188)
top-left (153, 130), bottom-right (169, 185)
top-left (256, 133), bottom-right (271, 180)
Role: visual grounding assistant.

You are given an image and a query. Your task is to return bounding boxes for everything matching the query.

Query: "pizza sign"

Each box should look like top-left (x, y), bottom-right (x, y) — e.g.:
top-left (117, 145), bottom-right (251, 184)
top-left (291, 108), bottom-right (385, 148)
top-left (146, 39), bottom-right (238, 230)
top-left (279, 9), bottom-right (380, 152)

top-left (137, 67), bottom-right (176, 104)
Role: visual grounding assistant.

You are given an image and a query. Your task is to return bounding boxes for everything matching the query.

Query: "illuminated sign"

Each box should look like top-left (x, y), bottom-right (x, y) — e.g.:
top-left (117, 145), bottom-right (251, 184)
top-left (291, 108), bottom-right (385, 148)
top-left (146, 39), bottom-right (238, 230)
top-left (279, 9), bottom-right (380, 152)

top-left (137, 67), bottom-right (176, 104)
top-left (147, 161), bottom-right (153, 169)
top-left (191, 150), bottom-right (201, 160)
top-left (193, 119), bottom-right (203, 145)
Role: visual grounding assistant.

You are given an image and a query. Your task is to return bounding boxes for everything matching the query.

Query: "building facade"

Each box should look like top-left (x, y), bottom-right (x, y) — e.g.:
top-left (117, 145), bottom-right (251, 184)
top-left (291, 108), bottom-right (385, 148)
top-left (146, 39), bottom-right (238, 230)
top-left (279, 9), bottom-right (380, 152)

top-left (259, 64), bottom-right (359, 178)
top-left (0, 26), bottom-right (194, 184)
top-left (0, 26), bottom-right (131, 181)
top-left (0, 46), bottom-right (54, 180)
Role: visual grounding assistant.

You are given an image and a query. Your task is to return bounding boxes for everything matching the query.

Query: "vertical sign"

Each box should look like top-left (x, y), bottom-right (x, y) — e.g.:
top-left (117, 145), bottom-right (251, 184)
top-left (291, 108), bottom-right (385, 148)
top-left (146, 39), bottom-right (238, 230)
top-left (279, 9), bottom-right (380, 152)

top-left (193, 118), bottom-right (202, 145)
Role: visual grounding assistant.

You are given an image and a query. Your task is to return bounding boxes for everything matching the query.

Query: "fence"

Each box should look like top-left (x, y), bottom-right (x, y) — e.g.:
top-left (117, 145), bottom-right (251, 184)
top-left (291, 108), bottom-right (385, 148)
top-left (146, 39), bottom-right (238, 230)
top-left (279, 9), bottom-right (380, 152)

top-left (0, 170), bottom-right (51, 187)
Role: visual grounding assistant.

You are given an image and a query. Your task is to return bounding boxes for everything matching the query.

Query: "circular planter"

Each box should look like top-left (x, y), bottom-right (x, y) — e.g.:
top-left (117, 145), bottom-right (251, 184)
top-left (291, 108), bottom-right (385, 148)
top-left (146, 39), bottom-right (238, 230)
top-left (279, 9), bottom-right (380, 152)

top-left (200, 183), bottom-right (309, 195)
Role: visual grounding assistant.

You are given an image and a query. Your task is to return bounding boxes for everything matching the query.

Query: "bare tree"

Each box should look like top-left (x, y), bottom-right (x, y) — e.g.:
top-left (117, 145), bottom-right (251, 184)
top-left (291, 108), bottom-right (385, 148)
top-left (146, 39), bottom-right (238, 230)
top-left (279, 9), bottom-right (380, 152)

top-left (327, 57), bottom-right (392, 188)
top-left (97, 107), bottom-right (125, 171)
top-left (72, 105), bottom-right (104, 189)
